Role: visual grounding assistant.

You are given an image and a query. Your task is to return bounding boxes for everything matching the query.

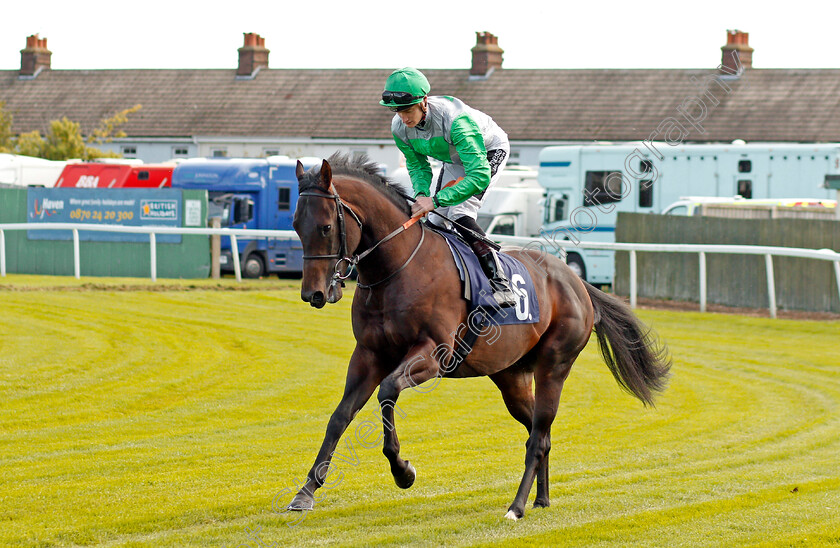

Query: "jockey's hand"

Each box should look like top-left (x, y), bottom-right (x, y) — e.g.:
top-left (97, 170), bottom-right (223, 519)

top-left (411, 196), bottom-right (435, 219)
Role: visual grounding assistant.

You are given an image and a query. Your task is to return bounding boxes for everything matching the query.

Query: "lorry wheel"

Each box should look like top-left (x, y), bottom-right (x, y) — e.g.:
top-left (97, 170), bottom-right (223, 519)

top-left (243, 254), bottom-right (266, 278)
top-left (566, 253), bottom-right (587, 281)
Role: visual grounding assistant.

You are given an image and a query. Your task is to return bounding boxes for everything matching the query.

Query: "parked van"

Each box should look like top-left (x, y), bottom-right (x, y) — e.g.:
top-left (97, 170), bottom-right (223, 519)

top-left (0, 153), bottom-right (66, 187)
top-left (539, 142), bottom-right (840, 283)
top-left (661, 196), bottom-right (836, 217)
top-left (389, 165), bottom-right (543, 238)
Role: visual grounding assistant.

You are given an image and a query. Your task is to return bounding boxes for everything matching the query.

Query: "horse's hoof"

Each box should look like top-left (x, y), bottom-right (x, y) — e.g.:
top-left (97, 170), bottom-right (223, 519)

top-left (504, 510), bottom-right (520, 521)
top-left (287, 494), bottom-right (314, 512)
top-left (394, 461), bottom-right (416, 489)
top-left (533, 498), bottom-right (550, 509)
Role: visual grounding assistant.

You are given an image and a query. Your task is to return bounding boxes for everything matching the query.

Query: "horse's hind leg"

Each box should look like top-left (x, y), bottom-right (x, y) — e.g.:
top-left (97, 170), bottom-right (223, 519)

top-left (505, 358), bottom-right (574, 521)
top-left (377, 339), bottom-right (441, 489)
top-left (490, 364), bottom-right (551, 509)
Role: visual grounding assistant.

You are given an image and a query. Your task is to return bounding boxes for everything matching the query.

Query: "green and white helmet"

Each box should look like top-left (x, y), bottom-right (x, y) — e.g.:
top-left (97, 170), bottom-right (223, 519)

top-left (380, 68), bottom-right (430, 110)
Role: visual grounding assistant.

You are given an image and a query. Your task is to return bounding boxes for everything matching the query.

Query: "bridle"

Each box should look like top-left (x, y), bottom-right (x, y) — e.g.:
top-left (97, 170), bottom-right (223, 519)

top-left (298, 184), bottom-right (425, 291)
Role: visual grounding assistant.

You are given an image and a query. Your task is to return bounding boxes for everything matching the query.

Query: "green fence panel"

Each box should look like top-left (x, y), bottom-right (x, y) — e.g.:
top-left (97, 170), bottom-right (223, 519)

top-left (0, 188), bottom-right (210, 279)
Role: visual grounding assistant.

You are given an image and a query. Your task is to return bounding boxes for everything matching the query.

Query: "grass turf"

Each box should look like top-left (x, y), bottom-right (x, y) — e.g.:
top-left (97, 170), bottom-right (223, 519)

top-left (1, 274), bottom-right (838, 547)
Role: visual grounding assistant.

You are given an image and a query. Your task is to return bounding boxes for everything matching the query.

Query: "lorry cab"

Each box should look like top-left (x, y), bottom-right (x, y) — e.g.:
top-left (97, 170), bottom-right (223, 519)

top-left (172, 156), bottom-right (313, 277)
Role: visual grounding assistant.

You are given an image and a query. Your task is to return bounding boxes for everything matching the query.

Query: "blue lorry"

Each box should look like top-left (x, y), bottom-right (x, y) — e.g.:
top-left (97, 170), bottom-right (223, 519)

top-left (171, 156), bottom-right (317, 278)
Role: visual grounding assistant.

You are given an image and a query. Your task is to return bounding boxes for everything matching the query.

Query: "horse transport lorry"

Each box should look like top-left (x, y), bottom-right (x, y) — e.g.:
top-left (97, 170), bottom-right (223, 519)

top-left (54, 162), bottom-right (174, 188)
top-left (538, 142), bottom-right (840, 284)
top-left (171, 156), bottom-right (316, 278)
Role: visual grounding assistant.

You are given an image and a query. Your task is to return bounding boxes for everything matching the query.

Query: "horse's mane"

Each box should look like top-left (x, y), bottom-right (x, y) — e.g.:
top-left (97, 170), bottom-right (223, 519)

top-left (299, 152), bottom-right (412, 216)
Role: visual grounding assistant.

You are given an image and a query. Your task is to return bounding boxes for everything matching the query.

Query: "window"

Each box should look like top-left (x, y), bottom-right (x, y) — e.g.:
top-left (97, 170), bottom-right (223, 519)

top-left (665, 205), bottom-right (688, 216)
top-left (490, 215), bottom-right (516, 236)
top-left (584, 171), bottom-right (623, 207)
top-left (543, 193), bottom-right (569, 224)
top-left (211, 148), bottom-right (227, 158)
top-left (638, 160), bottom-right (654, 208)
top-left (137, 170), bottom-right (149, 181)
top-left (738, 159), bottom-right (752, 173)
top-left (263, 149), bottom-right (280, 157)
top-left (737, 179), bottom-right (752, 198)
top-left (278, 187), bottom-right (291, 210)
top-left (639, 179), bottom-right (654, 208)
top-left (508, 149), bottom-right (521, 166)
top-left (172, 147), bottom-right (189, 158)
top-left (122, 146), bottom-right (137, 158)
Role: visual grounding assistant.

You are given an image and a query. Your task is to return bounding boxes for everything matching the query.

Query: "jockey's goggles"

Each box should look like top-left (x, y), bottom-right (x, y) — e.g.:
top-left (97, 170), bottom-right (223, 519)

top-left (381, 91), bottom-right (423, 111)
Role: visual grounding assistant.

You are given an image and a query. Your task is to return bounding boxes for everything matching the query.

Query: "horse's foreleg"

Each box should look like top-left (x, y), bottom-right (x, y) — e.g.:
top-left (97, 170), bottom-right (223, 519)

top-left (490, 366), bottom-right (551, 508)
top-left (505, 362), bottom-right (571, 521)
top-left (377, 339), bottom-right (440, 489)
top-left (288, 346), bottom-right (384, 512)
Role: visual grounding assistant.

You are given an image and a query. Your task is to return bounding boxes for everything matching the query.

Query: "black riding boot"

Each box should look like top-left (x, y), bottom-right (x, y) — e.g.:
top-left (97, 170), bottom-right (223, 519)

top-left (473, 242), bottom-right (518, 308)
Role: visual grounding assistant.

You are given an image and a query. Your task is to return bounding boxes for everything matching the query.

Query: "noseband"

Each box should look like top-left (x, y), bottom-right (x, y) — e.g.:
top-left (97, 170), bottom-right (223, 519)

top-left (299, 186), bottom-right (363, 277)
top-left (298, 184), bottom-right (425, 290)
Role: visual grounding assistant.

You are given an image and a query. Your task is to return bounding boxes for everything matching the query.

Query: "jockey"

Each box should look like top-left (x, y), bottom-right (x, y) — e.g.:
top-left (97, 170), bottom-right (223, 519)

top-left (380, 67), bottom-right (518, 308)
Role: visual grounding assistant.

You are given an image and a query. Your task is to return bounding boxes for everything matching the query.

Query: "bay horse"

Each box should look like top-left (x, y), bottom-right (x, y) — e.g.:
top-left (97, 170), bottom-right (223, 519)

top-left (288, 154), bottom-right (670, 520)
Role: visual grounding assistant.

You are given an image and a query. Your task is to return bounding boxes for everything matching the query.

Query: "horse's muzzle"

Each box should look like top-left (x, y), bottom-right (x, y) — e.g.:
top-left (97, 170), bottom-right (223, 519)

top-left (303, 290), bottom-right (327, 309)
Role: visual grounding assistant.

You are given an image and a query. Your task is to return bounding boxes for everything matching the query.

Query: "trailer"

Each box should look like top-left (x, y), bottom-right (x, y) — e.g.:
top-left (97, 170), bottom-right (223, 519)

top-left (54, 162), bottom-right (174, 188)
top-left (539, 142), bottom-right (840, 284)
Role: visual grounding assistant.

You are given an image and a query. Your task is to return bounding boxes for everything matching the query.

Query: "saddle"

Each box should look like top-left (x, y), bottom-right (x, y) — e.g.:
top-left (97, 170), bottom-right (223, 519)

top-left (428, 224), bottom-right (540, 327)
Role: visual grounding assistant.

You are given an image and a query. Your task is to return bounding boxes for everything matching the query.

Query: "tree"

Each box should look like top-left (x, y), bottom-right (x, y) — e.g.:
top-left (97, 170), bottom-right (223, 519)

top-left (0, 102), bottom-right (142, 160)
top-left (0, 101), bottom-right (13, 153)
top-left (88, 104), bottom-right (142, 146)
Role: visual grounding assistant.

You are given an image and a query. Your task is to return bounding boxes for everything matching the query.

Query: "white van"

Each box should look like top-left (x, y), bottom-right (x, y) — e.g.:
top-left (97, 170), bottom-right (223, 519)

top-left (388, 165), bottom-right (544, 238)
top-left (0, 154), bottom-right (66, 187)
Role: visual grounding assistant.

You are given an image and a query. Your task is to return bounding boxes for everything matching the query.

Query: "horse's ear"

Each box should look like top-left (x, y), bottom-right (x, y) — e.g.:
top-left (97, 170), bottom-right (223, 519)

top-left (318, 159), bottom-right (332, 189)
top-left (295, 160), bottom-right (305, 181)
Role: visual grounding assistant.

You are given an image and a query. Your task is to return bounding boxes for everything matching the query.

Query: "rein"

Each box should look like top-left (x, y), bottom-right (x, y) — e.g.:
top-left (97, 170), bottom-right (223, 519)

top-left (299, 184), bottom-right (424, 290)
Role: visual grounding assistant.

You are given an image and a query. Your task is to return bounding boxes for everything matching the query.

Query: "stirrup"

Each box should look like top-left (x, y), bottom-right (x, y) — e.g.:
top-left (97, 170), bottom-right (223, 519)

top-left (489, 280), bottom-right (518, 308)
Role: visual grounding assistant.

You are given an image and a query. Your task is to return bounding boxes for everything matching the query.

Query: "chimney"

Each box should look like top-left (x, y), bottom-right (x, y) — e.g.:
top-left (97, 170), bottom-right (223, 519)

top-left (470, 31), bottom-right (503, 77)
top-left (720, 29), bottom-right (753, 73)
top-left (20, 34), bottom-right (51, 77)
top-left (237, 32), bottom-right (269, 78)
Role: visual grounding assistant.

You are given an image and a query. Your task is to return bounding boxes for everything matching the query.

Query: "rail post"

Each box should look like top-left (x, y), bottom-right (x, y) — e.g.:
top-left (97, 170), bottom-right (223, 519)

top-left (150, 232), bottom-right (157, 282)
top-left (0, 229), bottom-right (5, 277)
top-left (210, 217), bottom-right (221, 279)
top-left (73, 229), bottom-right (80, 279)
top-left (699, 251), bottom-right (707, 313)
top-left (231, 235), bottom-right (242, 282)
top-left (765, 253), bottom-right (777, 319)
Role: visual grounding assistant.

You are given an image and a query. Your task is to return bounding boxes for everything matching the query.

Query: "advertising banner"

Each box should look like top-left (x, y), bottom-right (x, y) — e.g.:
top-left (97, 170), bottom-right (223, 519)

top-left (27, 188), bottom-right (183, 242)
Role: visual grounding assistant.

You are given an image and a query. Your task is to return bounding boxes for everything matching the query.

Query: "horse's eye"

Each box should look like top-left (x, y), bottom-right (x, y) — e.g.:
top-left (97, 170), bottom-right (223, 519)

top-left (320, 225), bottom-right (332, 236)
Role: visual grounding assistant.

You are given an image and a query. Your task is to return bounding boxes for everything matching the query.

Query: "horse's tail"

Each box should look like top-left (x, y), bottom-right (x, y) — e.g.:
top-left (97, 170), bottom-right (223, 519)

top-left (584, 281), bottom-right (672, 407)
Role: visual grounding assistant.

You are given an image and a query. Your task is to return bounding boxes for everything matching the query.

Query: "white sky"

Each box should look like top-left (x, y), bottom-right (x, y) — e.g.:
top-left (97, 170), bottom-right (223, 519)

top-left (3, 0), bottom-right (838, 71)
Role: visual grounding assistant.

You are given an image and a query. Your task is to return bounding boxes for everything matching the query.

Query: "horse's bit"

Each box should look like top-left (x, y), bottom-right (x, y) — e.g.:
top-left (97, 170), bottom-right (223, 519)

top-left (298, 185), bottom-right (425, 291)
